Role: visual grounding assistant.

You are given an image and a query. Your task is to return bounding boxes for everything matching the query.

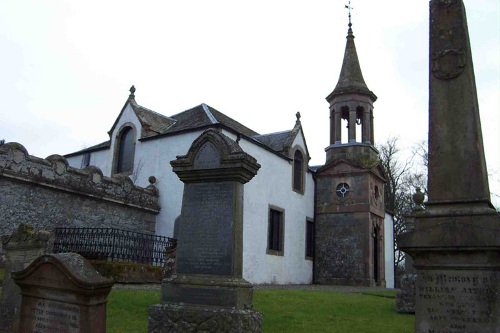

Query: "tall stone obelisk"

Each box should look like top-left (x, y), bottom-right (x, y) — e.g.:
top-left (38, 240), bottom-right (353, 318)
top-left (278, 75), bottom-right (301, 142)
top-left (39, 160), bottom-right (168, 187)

top-left (398, 1), bottom-right (500, 332)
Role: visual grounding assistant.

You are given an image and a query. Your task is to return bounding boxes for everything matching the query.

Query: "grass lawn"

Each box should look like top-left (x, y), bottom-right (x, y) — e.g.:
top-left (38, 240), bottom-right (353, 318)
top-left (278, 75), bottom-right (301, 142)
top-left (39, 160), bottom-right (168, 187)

top-left (106, 289), bottom-right (414, 333)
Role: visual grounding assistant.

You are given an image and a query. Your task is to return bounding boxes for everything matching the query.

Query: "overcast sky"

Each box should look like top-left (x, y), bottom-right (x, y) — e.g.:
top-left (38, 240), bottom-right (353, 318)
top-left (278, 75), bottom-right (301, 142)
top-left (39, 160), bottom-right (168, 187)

top-left (1, 0), bottom-right (498, 206)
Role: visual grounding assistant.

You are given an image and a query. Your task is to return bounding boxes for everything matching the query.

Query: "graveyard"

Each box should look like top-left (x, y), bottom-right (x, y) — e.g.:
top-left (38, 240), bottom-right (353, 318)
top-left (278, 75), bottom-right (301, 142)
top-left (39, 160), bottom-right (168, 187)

top-left (0, 272), bottom-right (414, 332)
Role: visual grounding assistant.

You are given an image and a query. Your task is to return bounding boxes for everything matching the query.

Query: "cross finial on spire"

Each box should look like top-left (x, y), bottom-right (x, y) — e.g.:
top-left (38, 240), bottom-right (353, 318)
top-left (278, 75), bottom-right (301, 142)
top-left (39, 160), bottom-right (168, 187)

top-left (129, 85), bottom-right (136, 99)
top-left (345, 1), bottom-right (353, 29)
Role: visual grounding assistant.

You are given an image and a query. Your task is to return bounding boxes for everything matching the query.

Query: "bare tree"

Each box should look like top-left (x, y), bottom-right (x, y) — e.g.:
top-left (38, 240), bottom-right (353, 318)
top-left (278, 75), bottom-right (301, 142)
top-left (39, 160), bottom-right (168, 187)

top-left (378, 137), bottom-right (428, 283)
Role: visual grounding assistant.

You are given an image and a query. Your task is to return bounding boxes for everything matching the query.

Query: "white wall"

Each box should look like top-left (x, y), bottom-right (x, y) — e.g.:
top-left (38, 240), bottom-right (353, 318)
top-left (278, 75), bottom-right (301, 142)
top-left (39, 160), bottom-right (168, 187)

top-left (384, 212), bottom-right (395, 288)
top-left (236, 131), bottom-right (314, 284)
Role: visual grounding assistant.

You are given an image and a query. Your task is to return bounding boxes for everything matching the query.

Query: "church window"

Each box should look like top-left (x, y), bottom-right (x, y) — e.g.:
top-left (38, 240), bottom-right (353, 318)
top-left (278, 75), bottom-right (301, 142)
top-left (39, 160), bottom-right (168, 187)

top-left (336, 183), bottom-right (350, 197)
top-left (305, 219), bottom-right (314, 259)
top-left (115, 126), bottom-right (135, 174)
top-left (293, 149), bottom-right (304, 193)
top-left (81, 152), bottom-right (91, 168)
top-left (267, 206), bottom-right (284, 256)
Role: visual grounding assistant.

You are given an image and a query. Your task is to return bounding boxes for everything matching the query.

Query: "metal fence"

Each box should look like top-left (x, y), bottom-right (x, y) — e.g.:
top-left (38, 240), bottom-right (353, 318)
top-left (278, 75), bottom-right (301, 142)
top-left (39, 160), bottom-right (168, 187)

top-left (53, 227), bottom-right (176, 266)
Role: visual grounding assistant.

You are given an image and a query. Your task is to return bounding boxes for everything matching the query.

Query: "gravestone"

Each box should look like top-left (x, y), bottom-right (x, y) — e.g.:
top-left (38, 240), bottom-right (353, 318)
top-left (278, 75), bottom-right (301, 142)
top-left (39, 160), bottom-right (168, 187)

top-left (0, 224), bottom-right (50, 332)
top-left (398, 1), bottom-right (500, 332)
top-left (12, 253), bottom-right (114, 333)
top-left (148, 129), bottom-right (262, 332)
top-left (396, 189), bottom-right (424, 314)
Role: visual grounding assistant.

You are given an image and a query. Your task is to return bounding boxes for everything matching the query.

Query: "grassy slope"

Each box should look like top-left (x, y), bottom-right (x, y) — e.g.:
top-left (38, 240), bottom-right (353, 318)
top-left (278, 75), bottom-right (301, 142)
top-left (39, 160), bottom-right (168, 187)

top-left (106, 289), bottom-right (414, 333)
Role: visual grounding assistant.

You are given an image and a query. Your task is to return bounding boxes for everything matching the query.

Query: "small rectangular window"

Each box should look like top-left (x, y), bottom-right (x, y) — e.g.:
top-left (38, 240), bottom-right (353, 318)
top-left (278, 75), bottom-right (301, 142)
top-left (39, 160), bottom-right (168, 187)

top-left (267, 206), bottom-right (284, 256)
top-left (305, 219), bottom-right (314, 259)
top-left (81, 152), bottom-right (91, 168)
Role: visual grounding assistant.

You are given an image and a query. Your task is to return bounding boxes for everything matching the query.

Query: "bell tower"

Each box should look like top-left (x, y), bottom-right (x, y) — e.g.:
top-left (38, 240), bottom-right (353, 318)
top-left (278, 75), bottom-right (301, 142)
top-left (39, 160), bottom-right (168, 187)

top-left (325, 18), bottom-right (378, 162)
top-left (314, 13), bottom-right (387, 287)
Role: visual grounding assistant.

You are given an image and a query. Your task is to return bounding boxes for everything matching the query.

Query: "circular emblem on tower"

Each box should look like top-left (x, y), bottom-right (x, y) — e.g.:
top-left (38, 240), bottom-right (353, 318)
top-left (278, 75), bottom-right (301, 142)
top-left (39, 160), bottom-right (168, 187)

top-left (432, 49), bottom-right (467, 80)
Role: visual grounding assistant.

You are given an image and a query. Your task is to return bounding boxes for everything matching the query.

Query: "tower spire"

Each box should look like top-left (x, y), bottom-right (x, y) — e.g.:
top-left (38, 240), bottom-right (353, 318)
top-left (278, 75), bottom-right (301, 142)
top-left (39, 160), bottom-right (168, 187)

top-left (327, 2), bottom-right (375, 102)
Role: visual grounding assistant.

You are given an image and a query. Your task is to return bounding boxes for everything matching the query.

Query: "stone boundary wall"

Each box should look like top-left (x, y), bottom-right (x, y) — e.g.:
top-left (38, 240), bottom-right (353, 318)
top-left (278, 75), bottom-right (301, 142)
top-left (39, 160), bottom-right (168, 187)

top-left (0, 142), bottom-right (160, 258)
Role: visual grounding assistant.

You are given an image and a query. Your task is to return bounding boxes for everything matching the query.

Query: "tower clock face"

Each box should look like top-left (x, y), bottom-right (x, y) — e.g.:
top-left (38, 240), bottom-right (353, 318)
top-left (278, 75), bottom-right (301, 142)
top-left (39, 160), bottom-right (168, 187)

top-left (336, 183), bottom-right (350, 197)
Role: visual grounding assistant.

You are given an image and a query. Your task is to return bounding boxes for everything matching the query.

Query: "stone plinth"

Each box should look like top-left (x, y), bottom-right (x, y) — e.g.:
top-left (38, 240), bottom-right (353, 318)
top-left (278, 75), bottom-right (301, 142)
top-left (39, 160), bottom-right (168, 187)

top-left (399, 204), bottom-right (500, 332)
top-left (149, 304), bottom-right (263, 333)
top-left (12, 253), bottom-right (114, 333)
top-left (148, 129), bottom-right (262, 333)
top-left (0, 224), bottom-right (50, 332)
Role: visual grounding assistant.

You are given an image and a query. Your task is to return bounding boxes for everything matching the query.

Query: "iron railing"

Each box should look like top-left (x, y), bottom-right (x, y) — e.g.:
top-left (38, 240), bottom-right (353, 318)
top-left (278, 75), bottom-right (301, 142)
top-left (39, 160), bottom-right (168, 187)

top-left (53, 227), bottom-right (176, 266)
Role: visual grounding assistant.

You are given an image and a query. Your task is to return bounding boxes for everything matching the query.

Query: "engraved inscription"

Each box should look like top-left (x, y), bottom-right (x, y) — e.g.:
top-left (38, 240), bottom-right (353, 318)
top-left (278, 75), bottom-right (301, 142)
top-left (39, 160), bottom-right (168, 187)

top-left (417, 271), bottom-right (499, 333)
top-left (23, 299), bottom-right (80, 333)
top-left (177, 182), bottom-right (234, 275)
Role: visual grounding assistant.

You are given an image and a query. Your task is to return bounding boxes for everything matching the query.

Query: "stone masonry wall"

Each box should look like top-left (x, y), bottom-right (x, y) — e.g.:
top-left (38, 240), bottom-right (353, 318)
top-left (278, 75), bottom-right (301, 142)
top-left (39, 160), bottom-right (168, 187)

top-left (0, 142), bottom-right (160, 257)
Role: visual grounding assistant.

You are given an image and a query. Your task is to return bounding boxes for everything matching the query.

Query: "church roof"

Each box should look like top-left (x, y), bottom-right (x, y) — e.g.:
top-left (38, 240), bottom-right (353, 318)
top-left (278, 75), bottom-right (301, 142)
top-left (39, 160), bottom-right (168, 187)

top-left (130, 100), bottom-right (176, 136)
top-left (161, 104), bottom-right (259, 138)
top-left (326, 26), bottom-right (376, 102)
top-left (253, 130), bottom-right (294, 153)
top-left (66, 87), bottom-right (311, 162)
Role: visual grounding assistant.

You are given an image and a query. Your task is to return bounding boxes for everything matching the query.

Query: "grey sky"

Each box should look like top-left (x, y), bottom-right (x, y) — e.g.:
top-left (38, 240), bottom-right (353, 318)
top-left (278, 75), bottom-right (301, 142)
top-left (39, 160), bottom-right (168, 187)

top-left (1, 0), bottom-right (498, 205)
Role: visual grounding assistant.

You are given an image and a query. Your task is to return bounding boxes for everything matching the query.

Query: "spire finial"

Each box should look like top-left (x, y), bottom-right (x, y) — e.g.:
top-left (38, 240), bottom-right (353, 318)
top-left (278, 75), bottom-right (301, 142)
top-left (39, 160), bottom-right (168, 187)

top-left (345, 1), bottom-right (353, 30)
top-left (295, 111), bottom-right (301, 125)
top-left (129, 85), bottom-right (136, 99)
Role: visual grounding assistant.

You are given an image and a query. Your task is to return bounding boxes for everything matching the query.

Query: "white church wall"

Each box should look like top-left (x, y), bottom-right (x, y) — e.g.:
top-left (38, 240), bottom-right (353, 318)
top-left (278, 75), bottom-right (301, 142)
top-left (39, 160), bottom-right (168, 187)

top-left (133, 130), bottom-right (205, 237)
top-left (236, 131), bottom-right (314, 285)
top-left (384, 212), bottom-right (395, 288)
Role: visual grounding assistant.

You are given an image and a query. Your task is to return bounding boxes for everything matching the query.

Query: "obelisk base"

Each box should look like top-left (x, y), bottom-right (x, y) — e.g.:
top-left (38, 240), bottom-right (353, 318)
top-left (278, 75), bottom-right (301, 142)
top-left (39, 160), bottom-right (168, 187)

top-left (399, 204), bottom-right (500, 332)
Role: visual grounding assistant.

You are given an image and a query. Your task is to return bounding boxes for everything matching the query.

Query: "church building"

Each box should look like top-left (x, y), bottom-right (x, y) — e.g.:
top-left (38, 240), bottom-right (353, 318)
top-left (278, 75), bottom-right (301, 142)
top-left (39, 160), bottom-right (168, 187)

top-left (65, 22), bottom-right (393, 287)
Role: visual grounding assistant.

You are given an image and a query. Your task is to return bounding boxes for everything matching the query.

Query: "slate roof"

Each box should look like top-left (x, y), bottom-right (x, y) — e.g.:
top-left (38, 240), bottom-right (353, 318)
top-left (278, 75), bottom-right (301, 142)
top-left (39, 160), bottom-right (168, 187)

top-left (67, 97), bottom-right (306, 161)
top-left (159, 104), bottom-right (259, 138)
top-left (66, 140), bottom-right (110, 156)
top-left (253, 130), bottom-right (295, 154)
top-left (130, 101), bottom-right (176, 136)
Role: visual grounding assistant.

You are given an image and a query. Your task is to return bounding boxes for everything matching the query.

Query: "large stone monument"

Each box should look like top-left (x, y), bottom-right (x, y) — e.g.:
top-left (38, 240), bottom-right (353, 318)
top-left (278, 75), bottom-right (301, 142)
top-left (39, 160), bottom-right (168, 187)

top-left (148, 129), bottom-right (262, 332)
top-left (398, 1), bottom-right (500, 332)
top-left (12, 253), bottom-right (114, 333)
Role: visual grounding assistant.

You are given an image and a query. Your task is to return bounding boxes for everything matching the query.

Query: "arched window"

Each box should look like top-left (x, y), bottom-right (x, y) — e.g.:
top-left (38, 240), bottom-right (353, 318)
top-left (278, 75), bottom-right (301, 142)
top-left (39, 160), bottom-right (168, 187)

top-left (116, 127), bottom-right (135, 174)
top-left (293, 150), bottom-right (304, 193)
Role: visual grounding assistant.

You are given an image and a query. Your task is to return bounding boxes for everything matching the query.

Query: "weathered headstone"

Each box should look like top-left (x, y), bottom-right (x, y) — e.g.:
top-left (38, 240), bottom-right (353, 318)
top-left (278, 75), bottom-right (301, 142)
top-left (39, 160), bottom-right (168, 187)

top-left (12, 253), bottom-right (114, 333)
top-left (0, 224), bottom-right (50, 332)
top-left (148, 129), bottom-right (263, 332)
top-left (398, 1), bottom-right (500, 332)
top-left (396, 189), bottom-right (424, 314)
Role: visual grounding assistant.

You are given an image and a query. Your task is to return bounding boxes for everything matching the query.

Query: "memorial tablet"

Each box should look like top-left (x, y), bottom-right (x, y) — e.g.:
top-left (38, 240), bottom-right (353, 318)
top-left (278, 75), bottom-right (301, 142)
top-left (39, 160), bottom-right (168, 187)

top-left (12, 253), bottom-right (114, 333)
top-left (150, 129), bottom-right (262, 332)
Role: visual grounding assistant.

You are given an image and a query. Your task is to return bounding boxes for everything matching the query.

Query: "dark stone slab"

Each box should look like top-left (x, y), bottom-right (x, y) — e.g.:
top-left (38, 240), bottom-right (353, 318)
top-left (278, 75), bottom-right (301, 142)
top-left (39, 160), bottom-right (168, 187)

top-left (396, 274), bottom-right (416, 314)
top-left (176, 182), bottom-right (236, 276)
top-left (12, 253), bottom-right (113, 333)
